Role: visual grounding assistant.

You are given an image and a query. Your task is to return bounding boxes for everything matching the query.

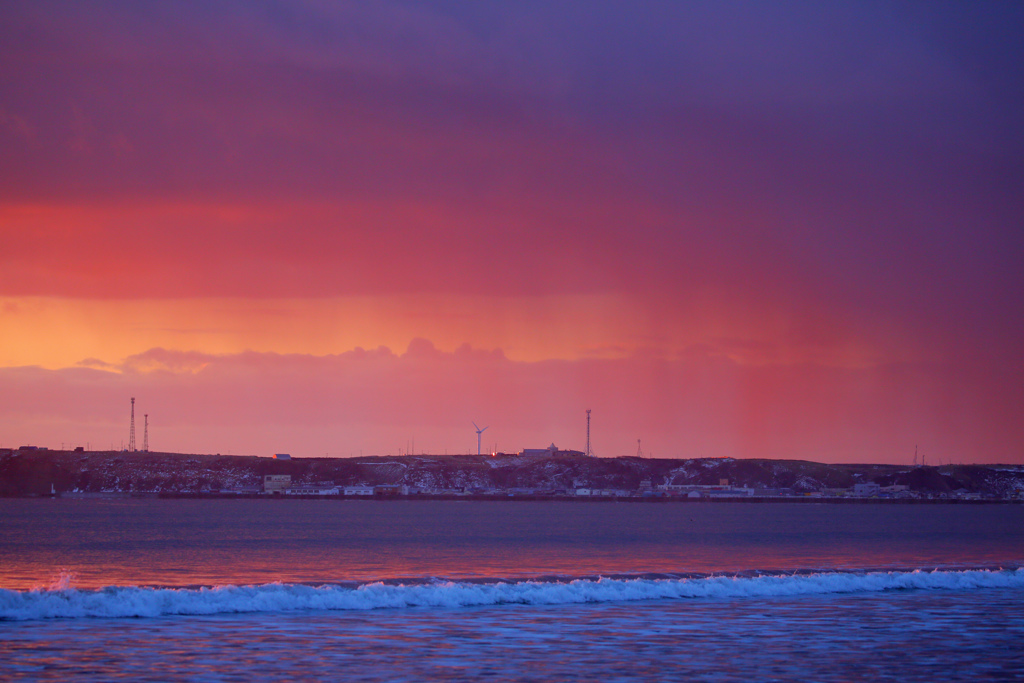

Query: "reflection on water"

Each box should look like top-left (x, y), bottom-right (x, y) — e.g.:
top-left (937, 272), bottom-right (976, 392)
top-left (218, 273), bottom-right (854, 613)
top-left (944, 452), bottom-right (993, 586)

top-left (1, 499), bottom-right (1023, 589)
top-left (3, 499), bottom-right (1023, 680)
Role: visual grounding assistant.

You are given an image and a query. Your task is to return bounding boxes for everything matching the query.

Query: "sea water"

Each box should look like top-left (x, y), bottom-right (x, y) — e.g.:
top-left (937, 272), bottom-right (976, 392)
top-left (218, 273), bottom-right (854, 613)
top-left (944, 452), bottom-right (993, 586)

top-left (1, 499), bottom-right (1022, 680)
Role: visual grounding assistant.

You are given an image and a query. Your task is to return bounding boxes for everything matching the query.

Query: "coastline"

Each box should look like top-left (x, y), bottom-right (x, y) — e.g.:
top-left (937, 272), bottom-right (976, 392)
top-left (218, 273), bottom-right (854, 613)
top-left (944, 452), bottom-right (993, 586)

top-left (15, 491), bottom-right (1020, 504)
top-left (4, 449), bottom-right (1022, 501)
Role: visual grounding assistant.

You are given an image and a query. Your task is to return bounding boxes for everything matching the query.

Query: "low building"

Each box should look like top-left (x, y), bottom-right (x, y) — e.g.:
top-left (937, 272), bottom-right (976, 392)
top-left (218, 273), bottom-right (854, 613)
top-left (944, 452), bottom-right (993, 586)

top-left (273, 453), bottom-right (292, 460)
top-left (263, 474), bottom-right (292, 493)
top-left (344, 485), bottom-right (375, 496)
top-left (753, 488), bottom-right (795, 497)
top-left (508, 487), bottom-right (536, 496)
top-left (287, 485), bottom-right (338, 495)
top-left (520, 444), bottom-right (586, 458)
top-left (708, 487), bottom-right (755, 498)
top-left (853, 482), bottom-right (881, 497)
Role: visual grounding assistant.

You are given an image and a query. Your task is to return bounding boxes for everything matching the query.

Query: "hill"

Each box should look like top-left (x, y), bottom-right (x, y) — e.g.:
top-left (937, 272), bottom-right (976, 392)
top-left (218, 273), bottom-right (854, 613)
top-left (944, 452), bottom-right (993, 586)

top-left (2, 449), bottom-right (1023, 499)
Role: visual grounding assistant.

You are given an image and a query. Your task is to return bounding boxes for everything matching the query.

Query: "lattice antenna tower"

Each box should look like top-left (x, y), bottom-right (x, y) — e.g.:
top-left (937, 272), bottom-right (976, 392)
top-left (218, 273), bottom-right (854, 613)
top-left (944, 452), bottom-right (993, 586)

top-left (128, 397), bottom-right (136, 452)
top-left (636, 438), bottom-right (644, 458)
top-left (143, 414), bottom-right (149, 453)
top-left (585, 409), bottom-right (593, 457)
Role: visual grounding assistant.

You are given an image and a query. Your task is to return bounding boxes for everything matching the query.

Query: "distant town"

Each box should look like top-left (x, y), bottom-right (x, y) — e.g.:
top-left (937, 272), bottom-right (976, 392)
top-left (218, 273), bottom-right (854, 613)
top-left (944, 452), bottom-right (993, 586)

top-left (2, 445), bottom-right (1023, 502)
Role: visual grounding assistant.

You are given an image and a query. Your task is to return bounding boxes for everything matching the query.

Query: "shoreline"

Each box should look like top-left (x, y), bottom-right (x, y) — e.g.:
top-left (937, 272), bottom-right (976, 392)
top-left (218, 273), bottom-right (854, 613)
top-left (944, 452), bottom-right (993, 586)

top-left (5, 450), bottom-right (1022, 500)
top-left (6, 492), bottom-right (1018, 504)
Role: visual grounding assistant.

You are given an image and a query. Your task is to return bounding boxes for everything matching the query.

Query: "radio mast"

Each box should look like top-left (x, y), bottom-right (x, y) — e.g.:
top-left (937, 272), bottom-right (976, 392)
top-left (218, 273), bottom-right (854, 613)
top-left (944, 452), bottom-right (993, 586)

top-left (143, 414), bottom-right (149, 452)
top-left (585, 409), bottom-right (593, 457)
top-left (128, 397), bottom-right (136, 452)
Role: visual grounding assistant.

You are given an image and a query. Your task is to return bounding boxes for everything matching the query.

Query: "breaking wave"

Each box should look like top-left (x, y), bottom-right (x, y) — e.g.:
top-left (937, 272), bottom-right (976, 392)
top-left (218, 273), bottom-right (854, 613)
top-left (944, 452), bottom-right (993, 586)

top-left (2, 568), bottom-right (1022, 621)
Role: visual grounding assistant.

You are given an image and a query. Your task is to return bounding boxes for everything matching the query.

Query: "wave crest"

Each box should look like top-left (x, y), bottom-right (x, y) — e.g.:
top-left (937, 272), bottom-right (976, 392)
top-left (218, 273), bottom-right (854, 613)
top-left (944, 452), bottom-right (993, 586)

top-left (2, 568), bottom-right (1022, 621)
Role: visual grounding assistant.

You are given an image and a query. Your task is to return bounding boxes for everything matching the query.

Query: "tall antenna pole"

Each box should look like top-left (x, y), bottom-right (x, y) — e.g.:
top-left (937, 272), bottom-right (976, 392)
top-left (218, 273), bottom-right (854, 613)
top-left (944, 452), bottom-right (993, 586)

top-left (128, 397), bottom-right (136, 452)
top-left (585, 409), bottom-right (592, 457)
top-left (143, 414), bottom-right (149, 452)
top-left (636, 438), bottom-right (643, 458)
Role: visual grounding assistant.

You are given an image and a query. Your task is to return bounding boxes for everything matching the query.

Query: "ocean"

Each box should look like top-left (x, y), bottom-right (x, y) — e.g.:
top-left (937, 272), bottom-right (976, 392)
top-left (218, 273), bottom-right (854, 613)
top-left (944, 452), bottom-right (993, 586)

top-left (1, 499), bottom-right (1022, 681)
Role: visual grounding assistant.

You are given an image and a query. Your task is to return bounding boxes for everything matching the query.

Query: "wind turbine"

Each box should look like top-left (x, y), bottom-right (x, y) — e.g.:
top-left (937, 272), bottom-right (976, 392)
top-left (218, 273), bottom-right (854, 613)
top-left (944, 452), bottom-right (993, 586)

top-left (473, 422), bottom-right (489, 456)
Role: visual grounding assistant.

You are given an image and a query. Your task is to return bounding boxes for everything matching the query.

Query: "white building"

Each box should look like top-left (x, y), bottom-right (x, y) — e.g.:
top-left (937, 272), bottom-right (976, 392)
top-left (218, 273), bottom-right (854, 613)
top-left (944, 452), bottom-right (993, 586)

top-left (287, 485), bottom-right (339, 495)
top-left (344, 485), bottom-right (375, 496)
top-left (263, 474), bottom-right (291, 493)
top-left (853, 482), bottom-right (881, 497)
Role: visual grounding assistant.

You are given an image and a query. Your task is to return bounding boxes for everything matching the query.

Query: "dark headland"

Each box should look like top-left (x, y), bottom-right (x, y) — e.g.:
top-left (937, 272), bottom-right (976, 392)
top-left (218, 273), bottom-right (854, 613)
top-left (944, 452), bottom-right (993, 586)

top-left (2, 448), bottom-right (1022, 502)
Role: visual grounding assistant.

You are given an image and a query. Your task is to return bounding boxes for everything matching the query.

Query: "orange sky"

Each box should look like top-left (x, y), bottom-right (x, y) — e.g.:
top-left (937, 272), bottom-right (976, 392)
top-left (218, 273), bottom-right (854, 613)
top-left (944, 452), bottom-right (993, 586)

top-left (1, 3), bottom-right (1022, 463)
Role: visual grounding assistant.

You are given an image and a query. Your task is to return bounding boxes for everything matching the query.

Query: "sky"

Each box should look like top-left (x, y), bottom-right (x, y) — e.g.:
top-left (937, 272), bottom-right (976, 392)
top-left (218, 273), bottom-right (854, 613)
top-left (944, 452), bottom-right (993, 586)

top-left (1, 1), bottom-right (1022, 463)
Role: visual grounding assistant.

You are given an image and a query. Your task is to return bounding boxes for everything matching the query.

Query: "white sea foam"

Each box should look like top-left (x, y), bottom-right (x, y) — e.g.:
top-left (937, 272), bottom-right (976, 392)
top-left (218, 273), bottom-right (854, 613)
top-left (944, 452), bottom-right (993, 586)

top-left (1, 568), bottom-right (1022, 621)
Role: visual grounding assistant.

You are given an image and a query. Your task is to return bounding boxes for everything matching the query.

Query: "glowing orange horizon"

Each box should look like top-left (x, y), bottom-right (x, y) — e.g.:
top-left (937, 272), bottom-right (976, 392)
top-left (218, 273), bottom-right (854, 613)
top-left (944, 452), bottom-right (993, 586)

top-left (0, 292), bottom-right (917, 372)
